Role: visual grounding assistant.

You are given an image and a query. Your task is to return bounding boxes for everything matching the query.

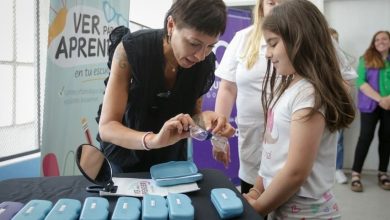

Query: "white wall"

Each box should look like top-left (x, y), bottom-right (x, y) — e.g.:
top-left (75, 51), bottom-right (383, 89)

top-left (129, 0), bottom-right (173, 28)
top-left (128, 0), bottom-right (258, 28)
top-left (324, 0), bottom-right (390, 171)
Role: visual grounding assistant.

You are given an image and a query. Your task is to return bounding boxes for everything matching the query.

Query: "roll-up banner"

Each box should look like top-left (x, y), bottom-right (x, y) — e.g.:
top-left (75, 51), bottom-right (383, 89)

top-left (41, 0), bottom-right (129, 176)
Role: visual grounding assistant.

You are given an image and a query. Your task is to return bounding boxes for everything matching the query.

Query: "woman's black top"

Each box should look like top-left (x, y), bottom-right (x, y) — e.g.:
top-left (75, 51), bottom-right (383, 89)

top-left (96, 28), bottom-right (215, 172)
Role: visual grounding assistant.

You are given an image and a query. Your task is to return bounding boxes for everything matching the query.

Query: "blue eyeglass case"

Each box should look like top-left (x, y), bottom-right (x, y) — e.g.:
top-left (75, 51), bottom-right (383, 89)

top-left (44, 198), bottom-right (81, 220)
top-left (0, 201), bottom-right (24, 220)
top-left (211, 188), bottom-right (244, 219)
top-left (150, 161), bottom-right (203, 186)
top-left (111, 197), bottom-right (141, 220)
top-left (166, 193), bottom-right (194, 220)
top-left (79, 197), bottom-right (109, 220)
top-left (12, 199), bottom-right (53, 220)
top-left (142, 194), bottom-right (168, 220)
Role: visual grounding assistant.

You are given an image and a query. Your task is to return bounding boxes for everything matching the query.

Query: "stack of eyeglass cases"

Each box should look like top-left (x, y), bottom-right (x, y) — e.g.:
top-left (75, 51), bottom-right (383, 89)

top-left (0, 189), bottom-right (243, 220)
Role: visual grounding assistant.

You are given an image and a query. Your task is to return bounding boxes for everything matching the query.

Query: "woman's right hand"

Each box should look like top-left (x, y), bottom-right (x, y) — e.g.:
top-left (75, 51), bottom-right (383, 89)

top-left (146, 113), bottom-right (194, 149)
top-left (379, 96), bottom-right (390, 110)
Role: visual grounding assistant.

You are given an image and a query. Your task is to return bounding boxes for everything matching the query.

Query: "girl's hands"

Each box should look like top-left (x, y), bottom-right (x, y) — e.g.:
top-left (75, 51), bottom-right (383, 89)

top-left (243, 189), bottom-right (262, 213)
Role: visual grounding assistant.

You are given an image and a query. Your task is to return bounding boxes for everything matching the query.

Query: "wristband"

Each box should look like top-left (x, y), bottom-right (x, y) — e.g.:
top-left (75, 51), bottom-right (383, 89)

top-left (249, 188), bottom-right (261, 197)
top-left (142, 132), bottom-right (153, 151)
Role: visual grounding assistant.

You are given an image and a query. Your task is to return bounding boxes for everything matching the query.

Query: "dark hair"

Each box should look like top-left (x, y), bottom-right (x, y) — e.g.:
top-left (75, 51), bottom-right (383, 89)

top-left (364, 30), bottom-right (390, 68)
top-left (261, 0), bottom-right (355, 132)
top-left (163, 0), bottom-right (227, 38)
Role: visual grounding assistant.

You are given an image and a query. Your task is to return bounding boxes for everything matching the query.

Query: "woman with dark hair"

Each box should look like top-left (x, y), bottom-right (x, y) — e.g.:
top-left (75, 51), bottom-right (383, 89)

top-left (96, 0), bottom-right (234, 173)
top-left (351, 30), bottom-right (390, 192)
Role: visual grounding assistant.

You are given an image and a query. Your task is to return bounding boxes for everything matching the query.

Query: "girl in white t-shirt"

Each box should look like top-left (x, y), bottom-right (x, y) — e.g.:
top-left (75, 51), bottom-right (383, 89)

top-left (213, 0), bottom-right (356, 195)
top-left (243, 0), bottom-right (355, 219)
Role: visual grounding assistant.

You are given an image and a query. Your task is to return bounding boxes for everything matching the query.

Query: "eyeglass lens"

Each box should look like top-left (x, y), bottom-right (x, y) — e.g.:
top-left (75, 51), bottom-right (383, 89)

top-left (190, 125), bottom-right (228, 153)
top-left (189, 125), bottom-right (212, 141)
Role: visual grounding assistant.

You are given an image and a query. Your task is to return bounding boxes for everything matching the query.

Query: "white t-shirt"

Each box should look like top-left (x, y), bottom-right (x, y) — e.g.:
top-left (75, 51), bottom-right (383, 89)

top-left (215, 26), bottom-right (268, 184)
top-left (259, 79), bottom-right (337, 199)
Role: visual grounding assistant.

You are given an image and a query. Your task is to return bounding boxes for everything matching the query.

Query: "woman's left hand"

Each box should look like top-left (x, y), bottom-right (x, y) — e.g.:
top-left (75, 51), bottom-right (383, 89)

top-left (379, 96), bottom-right (390, 110)
top-left (212, 141), bottom-right (230, 168)
top-left (199, 111), bottom-right (235, 137)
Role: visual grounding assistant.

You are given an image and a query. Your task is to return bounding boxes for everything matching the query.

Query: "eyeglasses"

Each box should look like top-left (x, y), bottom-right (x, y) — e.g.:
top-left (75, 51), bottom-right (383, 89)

top-left (189, 125), bottom-right (228, 153)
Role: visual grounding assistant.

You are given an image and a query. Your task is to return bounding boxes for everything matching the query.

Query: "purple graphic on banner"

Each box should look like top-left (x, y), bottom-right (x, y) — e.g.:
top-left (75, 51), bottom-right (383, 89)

top-left (193, 8), bottom-right (251, 185)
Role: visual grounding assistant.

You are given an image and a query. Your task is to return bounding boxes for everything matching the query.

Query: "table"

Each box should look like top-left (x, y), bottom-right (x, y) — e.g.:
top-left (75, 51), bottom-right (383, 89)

top-left (0, 169), bottom-right (263, 219)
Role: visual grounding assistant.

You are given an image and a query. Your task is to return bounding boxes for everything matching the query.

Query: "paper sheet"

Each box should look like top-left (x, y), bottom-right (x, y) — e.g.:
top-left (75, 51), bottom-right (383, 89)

top-left (99, 177), bottom-right (200, 197)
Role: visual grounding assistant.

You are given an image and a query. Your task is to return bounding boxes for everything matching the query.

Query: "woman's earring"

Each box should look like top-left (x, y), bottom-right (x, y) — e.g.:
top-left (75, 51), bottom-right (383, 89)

top-left (289, 73), bottom-right (295, 81)
top-left (168, 32), bottom-right (172, 44)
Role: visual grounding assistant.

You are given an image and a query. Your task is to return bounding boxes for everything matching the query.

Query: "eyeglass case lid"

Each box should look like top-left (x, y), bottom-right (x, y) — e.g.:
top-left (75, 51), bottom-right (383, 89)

top-left (79, 197), bottom-right (109, 220)
top-left (112, 197), bottom-right (141, 220)
top-left (166, 193), bottom-right (194, 220)
top-left (12, 199), bottom-right (53, 220)
top-left (150, 161), bottom-right (198, 179)
top-left (0, 201), bottom-right (24, 220)
top-left (44, 198), bottom-right (81, 220)
top-left (142, 194), bottom-right (168, 220)
top-left (153, 172), bottom-right (203, 187)
top-left (211, 188), bottom-right (244, 219)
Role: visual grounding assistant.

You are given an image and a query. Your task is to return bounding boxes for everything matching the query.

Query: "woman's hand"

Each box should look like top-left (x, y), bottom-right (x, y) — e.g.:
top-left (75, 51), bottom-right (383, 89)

top-left (212, 141), bottom-right (231, 168)
top-left (199, 111), bottom-right (236, 137)
top-left (197, 111), bottom-right (234, 168)
top-left (379, 96), bottom-right (390, 110)
top-left (146, 113), bottom-right (194, 149)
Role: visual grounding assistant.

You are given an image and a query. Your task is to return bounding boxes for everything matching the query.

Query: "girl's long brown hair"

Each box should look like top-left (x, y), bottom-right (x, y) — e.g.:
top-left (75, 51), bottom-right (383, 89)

top-left (261, 0), bottom-right (355, 133)
top-left (363, 31), bottom-right (390, 68)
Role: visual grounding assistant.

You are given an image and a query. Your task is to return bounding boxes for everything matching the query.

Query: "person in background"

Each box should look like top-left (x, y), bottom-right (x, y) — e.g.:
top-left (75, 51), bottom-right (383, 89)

top-left (214, 0), bottom-right (281, 194)
top-left (96, 0), bottom-right (235, 173)
top-left (243, 0), bottom-right (355, 218)
top-left (350, 30), bottom-right (390, 192)
top-left (329, 27), bottom-right (357, 184)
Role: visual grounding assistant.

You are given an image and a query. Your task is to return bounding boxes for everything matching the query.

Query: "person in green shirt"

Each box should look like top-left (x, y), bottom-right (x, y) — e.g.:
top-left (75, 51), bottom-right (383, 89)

top-left (351, 30), bottom-right (390, 192)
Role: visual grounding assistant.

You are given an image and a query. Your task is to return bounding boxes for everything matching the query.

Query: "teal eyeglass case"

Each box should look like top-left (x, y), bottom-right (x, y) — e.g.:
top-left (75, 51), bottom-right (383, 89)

top-left (12, 199), bottom-right (53, 220)
top-left (112, 197), bottom-right (141, 220)
top-left (211, 188), bottom-right (244, 219)
top-left (150, 161), bottom-right (203, 186)
top-left (166, 193), bottom-right (194, 220)
top-left (79, 197), bottom-right (109, 220)
top-left (142, 194), bottom-right (168, 220)
top-left (44, 198), bottom-right (81, 220)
